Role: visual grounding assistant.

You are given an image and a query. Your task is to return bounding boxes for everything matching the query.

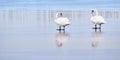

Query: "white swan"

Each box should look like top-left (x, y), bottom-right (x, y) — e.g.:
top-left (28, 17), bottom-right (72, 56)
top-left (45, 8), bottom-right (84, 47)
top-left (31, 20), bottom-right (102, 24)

top-left (55, 12), bottom-right (70, 30)
top-left (91, 9), bottom-right (106, 29)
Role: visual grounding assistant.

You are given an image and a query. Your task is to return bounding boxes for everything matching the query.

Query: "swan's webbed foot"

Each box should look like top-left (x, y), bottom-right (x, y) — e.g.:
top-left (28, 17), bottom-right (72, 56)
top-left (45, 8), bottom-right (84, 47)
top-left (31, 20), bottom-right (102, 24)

top-left (92, 24), bottom-right (98, 29)
top-left (56, 26), bottom-right (65, 31)
top-left (57, 26), bottom-right (62, 30)
top-left (56, 29), bottom-right (61, 30)
top-left (56, 28), bottom-right (65, 30)
top-left (92, 27), bottom-right (97, 29)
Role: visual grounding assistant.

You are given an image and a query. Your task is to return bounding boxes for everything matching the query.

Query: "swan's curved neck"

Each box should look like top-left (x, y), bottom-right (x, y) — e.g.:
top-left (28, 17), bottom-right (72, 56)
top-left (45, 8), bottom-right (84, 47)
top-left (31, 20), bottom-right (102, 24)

top-left (55, 13), bottom-right (59, 19)
top-left (55, 12), bottom-right (62, 19)
top-left (95, 10), bottom-right (99, 16)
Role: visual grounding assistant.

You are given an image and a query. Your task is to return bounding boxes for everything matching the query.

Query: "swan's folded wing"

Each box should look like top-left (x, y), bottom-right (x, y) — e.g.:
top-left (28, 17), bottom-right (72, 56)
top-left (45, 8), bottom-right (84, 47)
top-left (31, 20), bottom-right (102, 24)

top-left (55, 17), bottom-right (70, 25)
top-left (91, 16), bottom-right (106, 24)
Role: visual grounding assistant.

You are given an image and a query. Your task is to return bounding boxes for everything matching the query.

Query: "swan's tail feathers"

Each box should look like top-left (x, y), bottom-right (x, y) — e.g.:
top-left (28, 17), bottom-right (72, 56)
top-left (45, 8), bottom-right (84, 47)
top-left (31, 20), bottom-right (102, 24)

top-left (104, 21), bottom-right (107, 24)
top-left (65, 18), bottom-right (71, 25)
top-left (101, 20), bottom-right (107, 24)
top-left (65, 21), bottom-right (71, 26)
top-left (67, 21), bottom-right (71, 25)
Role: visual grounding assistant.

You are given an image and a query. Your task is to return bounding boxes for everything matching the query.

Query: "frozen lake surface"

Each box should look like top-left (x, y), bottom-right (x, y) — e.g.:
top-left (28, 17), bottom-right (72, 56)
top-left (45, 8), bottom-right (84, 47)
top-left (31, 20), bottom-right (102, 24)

top-left (0, 9), bottom-right (120, 60)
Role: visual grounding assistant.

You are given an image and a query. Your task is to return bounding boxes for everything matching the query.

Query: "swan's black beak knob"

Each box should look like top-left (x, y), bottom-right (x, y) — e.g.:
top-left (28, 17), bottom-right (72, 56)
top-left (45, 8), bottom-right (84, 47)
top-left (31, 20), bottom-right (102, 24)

top-left (60, 12), bottom-right (63, 16)
top-left (91, 10), bottom-right (94, 14)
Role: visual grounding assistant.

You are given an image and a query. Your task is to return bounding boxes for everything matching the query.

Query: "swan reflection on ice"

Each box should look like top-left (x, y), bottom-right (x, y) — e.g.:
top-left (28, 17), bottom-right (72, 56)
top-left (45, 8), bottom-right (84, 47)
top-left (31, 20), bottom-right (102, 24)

top-left (55, 30), bottom-right (70, 48)
top-left (91, 31), bottom-right (103, 48)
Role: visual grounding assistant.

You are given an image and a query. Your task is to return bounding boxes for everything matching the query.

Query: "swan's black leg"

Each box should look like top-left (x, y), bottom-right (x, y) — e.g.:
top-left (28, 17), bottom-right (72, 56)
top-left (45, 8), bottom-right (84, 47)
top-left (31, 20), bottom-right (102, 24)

top-left (98, 24), bottom-right (102, 32)
top-left (57, 26), bottom-right (61, 30)
top-left (95, 24), bottom-right (97, 29)
top-left (59, 26), bottom-right (61, 30)
top-left (63, 26), bottom-right (65, 30)
top-left (60, 26), bottom-right (61, 29)
top-left (99, 24), bottom-right (101, 29)
top-left (93, 24), bottom-right (97, 29)
top-left (57, 26), bottom-right (65, 31)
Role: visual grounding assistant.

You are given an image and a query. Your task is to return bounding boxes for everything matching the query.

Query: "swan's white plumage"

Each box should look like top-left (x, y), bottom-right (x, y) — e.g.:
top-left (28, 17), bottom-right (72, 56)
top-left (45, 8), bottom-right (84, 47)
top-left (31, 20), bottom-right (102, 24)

top-left (91, 16), bottom-right (106, 24)
top-left (54, 12), bottom-right (70, 27)
top-left (55, 17), bottom-right (70, 26)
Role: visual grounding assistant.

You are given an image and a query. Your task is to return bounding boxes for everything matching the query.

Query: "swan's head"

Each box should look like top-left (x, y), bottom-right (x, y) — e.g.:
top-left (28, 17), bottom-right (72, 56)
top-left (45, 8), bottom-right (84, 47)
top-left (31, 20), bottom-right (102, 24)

top-left (55, 12), bottom-right (63, 18)
top-left (91, 9), bottom-right (98, 15)
top-left (91, 10), bottom-right (94, 14)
